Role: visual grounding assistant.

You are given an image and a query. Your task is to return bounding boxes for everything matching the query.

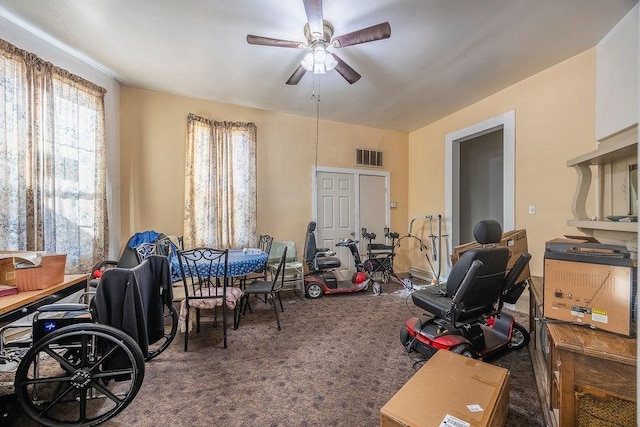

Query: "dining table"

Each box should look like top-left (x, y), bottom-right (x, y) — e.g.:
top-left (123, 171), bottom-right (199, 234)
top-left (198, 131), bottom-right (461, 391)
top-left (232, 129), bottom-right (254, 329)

top-left (174, 249), bottom-right (268, 332)
top-left (170, 248), bottom-right (268, 280)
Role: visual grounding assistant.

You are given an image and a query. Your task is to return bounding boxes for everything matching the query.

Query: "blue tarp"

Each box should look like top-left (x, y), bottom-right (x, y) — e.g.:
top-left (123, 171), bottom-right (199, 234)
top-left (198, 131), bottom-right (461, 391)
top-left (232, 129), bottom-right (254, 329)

top-left (128, 230), bottom-right (162, 249)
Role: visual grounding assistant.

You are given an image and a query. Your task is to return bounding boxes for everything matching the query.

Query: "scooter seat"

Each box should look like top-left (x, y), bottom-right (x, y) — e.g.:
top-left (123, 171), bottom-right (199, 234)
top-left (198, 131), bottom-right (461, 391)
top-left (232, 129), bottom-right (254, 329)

top-left (316, 256), bottom-right (341, 270)
top-left (411, 288), bottom-right (493, 322)
top-left (411, 288), bottom-right (451, 319)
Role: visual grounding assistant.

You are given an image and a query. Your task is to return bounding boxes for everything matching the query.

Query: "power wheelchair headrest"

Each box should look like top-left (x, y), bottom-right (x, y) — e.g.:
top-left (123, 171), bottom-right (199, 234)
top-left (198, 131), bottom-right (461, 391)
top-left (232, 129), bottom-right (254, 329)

top-left (473, 220), bottom-right (502, 245)
top-left (307, 221), bottom-right (317, 232)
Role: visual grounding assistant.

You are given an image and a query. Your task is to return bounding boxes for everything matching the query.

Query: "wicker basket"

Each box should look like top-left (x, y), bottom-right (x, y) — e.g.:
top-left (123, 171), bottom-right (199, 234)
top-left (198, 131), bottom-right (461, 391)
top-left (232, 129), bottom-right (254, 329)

top-left (576, 392), bottom-right (637, 427)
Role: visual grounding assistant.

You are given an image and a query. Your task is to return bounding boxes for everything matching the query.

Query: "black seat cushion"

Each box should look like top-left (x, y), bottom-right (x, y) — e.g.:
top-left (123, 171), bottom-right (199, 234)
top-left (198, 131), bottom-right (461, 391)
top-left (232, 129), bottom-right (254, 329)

top-left (316, 256), bottom-right (341, 269)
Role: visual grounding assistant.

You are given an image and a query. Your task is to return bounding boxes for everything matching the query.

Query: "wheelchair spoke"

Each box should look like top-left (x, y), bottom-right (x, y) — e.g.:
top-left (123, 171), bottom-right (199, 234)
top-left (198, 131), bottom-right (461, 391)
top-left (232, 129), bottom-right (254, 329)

top-left (15, 324), bottom-right (145, 427)
top-left (42, 347), bottom-right (77, 373)
top-left (34, 382), bottom-right (75, 418)
top-left (88, 379), bottom-right (124, 404)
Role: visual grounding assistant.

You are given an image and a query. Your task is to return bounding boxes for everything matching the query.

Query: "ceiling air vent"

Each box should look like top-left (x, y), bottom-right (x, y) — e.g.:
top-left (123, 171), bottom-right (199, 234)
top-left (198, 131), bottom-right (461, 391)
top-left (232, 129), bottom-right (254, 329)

top-left (356, 148), bottom-right (383, 167)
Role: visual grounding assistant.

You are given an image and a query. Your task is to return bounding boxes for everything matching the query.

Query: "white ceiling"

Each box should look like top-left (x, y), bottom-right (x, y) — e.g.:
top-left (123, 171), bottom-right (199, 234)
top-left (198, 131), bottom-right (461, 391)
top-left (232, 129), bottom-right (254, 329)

top-left (0, 0), bottom-right (636, 132)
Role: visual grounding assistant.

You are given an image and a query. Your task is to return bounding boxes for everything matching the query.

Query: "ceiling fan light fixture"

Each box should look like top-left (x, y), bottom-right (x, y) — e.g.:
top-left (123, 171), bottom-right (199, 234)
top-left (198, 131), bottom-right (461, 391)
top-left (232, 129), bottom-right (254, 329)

top-left (301, 44), bottom-right (336, 74)
top-left (301, 52), bottom-right (314, 71)
top-left (313, 62), bottom-right (326, 74)
top-left (325, 53), bottom-right (337, 71)
top-left (312, 45), bottom-right (327, 63)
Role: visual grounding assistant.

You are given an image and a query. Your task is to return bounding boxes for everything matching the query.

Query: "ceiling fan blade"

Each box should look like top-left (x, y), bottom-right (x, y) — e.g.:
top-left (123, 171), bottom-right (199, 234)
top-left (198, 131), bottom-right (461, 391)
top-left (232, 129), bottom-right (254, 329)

top-left (286, 65), bottom-right (307, 85)
top-left (332, 22), bottom-right (391, 48)
top-left (332, 54), bottom-right (361, 84)
top-left (303, 0), bottom-right (324, 38)
top-left (247, 35), bottom-right (304, 48)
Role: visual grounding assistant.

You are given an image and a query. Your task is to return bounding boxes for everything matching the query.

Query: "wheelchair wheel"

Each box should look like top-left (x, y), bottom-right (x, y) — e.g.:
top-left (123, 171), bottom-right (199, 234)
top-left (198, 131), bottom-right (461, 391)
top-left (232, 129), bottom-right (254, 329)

top-left (15, 323), bottom-right (145, 427)
top-left (399, 324), bottom-right (411, 349)
top-left (451, 344), bottom-right (476, 358)
top-left (146, 302), bottom-right (178, 361)
top-left (508, 323), bottom-right (530, 350)
top-left (0, 394), bottom-right (20, 426)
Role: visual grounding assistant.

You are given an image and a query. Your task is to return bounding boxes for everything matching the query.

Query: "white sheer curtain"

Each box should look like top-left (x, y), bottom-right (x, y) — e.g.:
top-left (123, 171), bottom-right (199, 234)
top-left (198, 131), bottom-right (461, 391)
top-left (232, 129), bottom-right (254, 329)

top-left (0, 39), bottom-right (108, 273)
top-left (184, 113), bottom-right (257, 249)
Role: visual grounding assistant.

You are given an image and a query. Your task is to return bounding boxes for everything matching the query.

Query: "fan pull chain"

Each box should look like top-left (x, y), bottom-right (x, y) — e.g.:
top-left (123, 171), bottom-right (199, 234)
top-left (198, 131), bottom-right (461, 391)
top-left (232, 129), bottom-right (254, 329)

top-left (312, 74), bottom-right (321, 170)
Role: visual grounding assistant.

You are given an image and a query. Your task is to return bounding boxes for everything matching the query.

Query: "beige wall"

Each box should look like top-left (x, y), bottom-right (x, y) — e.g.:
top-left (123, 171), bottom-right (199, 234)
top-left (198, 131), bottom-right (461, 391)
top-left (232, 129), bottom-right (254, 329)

top-left (119, 88), bottom-right (409, 255)
top-left (408, 48), bottom-right (598, 277)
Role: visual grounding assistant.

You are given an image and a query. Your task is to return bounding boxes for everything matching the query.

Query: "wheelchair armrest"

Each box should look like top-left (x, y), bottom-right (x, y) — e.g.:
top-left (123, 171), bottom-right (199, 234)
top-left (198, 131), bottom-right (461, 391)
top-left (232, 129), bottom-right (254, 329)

top-left (451, 260), bottom-right (483, 304)
top-left (38, 303), bottom-right (89, 313)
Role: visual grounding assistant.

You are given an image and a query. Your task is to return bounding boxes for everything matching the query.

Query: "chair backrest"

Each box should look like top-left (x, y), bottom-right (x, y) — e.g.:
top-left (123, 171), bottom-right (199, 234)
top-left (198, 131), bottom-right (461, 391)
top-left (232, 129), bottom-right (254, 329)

top-left (269, 241), bottom-right (298, 265)
top-left (177, 248), bottom-right (229, 301)
top-left (258, 234), bottom-right (274, 255)
top-left (135, 242), bottom-right (158, 263)
top-left (271, 246), bottom-right (288, 292)
top-left (118, 230), bottom-right (164, 268)
top-left (156, 235), bottom-right (184, 256)
top-left (254, 234), bottom-right (274, 274)
top-left (303, 221), bottom-right (317, 267)
top-left (446, 220), bottom-right (510, 322)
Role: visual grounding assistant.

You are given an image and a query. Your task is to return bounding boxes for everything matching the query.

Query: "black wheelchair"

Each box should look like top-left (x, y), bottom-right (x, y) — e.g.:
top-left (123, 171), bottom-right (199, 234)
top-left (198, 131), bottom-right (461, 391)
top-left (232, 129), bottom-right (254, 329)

top-left (0, 255), bottom-right (178, 426)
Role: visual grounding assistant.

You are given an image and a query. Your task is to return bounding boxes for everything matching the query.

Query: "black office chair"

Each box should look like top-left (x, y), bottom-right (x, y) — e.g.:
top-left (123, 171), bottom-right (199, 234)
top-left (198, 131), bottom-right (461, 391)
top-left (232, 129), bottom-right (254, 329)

top-left (411, 220), bottom-right (510, 326)
top-left (303, 221), bottom-right (341, 272)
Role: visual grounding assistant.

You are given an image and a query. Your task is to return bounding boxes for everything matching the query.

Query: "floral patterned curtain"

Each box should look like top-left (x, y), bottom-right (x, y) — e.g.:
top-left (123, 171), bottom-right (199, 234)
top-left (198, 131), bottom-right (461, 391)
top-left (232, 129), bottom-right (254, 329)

top-left (0, 39), bottom-right (108, 273)
top-left (184, 113), bottom-right (257, 249)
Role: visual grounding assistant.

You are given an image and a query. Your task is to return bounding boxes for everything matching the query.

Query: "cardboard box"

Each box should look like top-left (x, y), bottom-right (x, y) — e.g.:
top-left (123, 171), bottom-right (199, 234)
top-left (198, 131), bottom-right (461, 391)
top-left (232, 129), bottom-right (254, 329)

top-left (0, 252), bottom-right (66, 291)
top-left (451, 229), bottom-right (531, 284)
top-left (380, 351), bottom-right (510, 427)
top-left (543, 241), bottom-right (634, 336)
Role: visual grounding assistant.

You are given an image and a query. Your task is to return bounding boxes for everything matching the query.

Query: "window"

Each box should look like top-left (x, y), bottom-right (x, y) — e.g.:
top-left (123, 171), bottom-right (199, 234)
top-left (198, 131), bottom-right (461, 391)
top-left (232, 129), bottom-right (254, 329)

top-left (0, 39), bottom-right (107, 273)
top-left (184, 113), bottom-right (257, 248)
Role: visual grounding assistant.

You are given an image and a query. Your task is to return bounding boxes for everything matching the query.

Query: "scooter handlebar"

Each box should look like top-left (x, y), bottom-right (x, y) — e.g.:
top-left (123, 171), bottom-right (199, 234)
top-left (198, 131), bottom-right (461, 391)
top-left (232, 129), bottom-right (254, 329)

top-left (336, 238), bottom-right (359, 247)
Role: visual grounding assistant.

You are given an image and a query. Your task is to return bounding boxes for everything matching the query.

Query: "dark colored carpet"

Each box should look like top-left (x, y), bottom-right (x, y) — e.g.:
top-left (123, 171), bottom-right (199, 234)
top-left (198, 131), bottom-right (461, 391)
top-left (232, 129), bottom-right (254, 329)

top-left (11, 281), bottom-right (544, 426)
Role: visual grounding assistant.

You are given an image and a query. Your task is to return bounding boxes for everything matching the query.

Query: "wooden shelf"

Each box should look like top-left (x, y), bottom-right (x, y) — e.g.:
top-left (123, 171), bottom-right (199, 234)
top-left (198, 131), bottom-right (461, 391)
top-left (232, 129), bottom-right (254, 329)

top-left (567, 219), bottom-right (638, 233)
top-left (567, 125), bottom-right (638, 228)
top-left (567, 134), bottom-right (636, 167)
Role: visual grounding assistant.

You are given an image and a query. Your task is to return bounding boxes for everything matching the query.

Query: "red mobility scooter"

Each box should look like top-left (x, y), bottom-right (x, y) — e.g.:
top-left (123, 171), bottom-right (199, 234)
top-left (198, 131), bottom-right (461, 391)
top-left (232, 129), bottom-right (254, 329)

top-left (303, 222), bottom-right (370, 299)
top-left (400, 220), bottom-right (531, 359)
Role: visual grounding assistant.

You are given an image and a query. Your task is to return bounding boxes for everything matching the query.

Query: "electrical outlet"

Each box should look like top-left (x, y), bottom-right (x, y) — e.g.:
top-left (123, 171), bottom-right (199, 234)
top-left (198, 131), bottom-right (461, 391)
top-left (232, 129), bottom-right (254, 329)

top-left (528, 204), bottom-right (536, 214)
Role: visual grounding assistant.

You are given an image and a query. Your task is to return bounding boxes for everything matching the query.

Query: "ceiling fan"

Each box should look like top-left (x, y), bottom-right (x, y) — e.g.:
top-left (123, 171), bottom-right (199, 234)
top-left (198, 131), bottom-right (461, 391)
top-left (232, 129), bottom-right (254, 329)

top-left (246, 0), bottom-right (391, 85)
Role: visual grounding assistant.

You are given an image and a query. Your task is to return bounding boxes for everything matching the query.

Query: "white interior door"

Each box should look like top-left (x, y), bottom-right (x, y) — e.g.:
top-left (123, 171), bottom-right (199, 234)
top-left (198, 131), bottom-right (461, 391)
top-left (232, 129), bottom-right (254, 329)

top-left (314, 168), bottom-right (390, 277)
top-left (359, 175), bottom-right (388, 254)
top-left (316, 172), bottom-right (356, 274)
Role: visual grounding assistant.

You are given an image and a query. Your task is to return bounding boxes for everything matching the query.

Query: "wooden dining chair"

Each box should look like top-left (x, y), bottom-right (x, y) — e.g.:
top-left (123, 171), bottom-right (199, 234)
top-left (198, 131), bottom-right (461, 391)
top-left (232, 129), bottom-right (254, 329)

top-left (238, 246), bottom-right (287, 330)
top-left (177, 248), bottom-right (242, 350)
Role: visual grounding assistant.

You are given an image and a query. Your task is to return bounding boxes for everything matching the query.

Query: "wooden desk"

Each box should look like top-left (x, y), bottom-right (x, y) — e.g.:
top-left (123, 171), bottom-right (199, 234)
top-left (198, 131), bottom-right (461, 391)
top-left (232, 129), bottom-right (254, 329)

top-left (528, 276), bottom-right (637, 427)
top-left (0, 274), bottom-right (88, 327)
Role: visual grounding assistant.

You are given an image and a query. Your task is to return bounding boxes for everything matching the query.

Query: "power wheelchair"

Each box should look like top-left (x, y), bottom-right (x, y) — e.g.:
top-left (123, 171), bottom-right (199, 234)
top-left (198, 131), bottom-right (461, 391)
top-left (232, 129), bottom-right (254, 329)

top-left (0, 254), bottom-right (177, 426)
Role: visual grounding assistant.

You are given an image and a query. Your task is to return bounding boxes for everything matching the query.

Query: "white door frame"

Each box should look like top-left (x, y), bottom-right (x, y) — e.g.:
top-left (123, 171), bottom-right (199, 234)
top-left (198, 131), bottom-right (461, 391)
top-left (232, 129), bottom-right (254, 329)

top-left (445, 111), bottom-right (515, 265)
top-left (312, 166), bottom-right (391, 241)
